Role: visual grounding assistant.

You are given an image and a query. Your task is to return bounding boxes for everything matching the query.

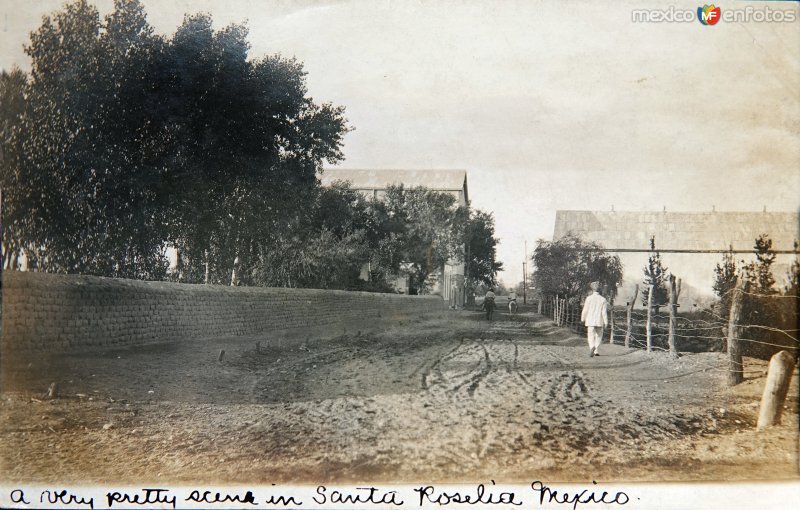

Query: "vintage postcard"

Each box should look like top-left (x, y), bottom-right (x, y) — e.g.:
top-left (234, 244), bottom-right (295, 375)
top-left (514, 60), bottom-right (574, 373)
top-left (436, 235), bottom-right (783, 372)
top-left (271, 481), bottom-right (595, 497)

top-left (1, 1), bottom-right (798, 509)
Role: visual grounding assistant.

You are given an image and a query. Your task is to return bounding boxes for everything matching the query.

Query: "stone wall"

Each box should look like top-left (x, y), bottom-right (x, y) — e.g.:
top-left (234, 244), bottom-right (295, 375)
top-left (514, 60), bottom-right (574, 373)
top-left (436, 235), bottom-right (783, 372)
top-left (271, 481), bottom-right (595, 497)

top-left (1, 271), bottom-right (443, 353)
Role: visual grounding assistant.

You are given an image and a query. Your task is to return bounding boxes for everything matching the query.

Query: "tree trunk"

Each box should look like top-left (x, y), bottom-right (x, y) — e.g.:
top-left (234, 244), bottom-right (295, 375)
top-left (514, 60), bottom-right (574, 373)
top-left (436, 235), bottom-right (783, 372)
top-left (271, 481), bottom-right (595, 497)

top-left (608, 296), bottom-right (615, 345)
top-left (668, 275), bottom-right (681, 359)
top-left (646, 284), bottom-right (654, 353)
top-left (727, 281), bottom-right (746, 386)
top-left (204, 249), bottom-right (210, 285)
top-left (625, 284), bottom-right (639, 349)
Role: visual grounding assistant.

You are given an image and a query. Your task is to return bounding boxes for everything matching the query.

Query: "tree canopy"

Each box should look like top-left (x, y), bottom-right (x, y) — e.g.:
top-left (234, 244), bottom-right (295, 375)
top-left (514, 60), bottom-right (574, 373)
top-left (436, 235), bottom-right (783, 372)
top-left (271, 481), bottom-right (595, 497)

top-left (531, 233), bottom-right (623, 300)
top-left (1, 0), bottom-right (348, 282)
top-left (1, 0), bottom-right (501, 297)
top-left (464, 209), bottom-right (503, 301)
top-left (368, 185), bottom-right (469, 294)
top-left (742, 233), bottom-right (777, 295)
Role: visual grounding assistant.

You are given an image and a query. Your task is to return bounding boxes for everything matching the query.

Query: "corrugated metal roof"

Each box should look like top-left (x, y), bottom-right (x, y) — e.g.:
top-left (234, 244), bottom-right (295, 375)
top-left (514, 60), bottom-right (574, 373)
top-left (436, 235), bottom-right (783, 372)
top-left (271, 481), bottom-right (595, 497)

top-left (320, 168), bottom-right (467, 192)
top-left (553, 209), bottom-right (800, 251)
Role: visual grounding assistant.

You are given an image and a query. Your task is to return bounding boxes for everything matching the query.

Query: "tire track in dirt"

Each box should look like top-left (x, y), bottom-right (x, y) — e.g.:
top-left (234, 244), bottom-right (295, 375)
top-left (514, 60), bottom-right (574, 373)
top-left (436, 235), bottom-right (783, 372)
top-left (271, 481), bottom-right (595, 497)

top-left (421, 337), bottom-right (465, 390)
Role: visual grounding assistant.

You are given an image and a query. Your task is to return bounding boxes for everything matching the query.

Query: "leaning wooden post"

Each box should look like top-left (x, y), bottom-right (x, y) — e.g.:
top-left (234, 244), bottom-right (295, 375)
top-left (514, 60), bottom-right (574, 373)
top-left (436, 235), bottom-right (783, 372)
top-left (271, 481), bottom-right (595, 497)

top-left (667, 275), bottom-right (682, 359)
top-left (727, 281), bottom-right (746, 386)
top-left (756, 351), bottom-right (795, 430)
top-left (625, 284), bottom-right (639, 348)
top-left (646, 284), bottom-right (654, 353)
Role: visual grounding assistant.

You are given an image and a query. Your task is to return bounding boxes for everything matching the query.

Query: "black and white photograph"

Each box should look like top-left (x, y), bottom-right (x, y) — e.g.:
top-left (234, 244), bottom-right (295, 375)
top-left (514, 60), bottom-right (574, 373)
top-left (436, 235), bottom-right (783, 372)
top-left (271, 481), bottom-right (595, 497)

top-left (1, 1), bottom-right (798, 508)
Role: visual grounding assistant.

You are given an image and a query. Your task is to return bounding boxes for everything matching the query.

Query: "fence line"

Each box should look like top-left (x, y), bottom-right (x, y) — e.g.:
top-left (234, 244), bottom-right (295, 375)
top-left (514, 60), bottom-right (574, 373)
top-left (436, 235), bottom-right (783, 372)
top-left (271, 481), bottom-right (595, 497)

top-left (534, 292), bottom-right (797, 385)
top-left (535, 294), bottom-right (798, 374)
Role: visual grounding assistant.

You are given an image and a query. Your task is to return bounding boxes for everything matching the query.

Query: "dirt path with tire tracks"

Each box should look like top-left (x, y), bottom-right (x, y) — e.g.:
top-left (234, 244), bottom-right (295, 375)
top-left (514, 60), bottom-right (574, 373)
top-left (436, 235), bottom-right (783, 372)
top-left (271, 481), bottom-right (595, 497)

top-left (1, 311), bottom-right (797, 484)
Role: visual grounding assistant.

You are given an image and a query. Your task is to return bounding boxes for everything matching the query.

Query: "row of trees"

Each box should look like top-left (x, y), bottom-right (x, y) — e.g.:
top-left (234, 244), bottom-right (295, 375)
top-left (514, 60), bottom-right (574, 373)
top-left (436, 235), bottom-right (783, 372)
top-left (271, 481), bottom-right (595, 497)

top-left (2, 0), bottom-right (347, 281)
top-left (529, 231), bottom-right (798, 314)
top-left (0, 0), bottom-right (502, 293)
top-left (712, 234), bottom-right (799, 322)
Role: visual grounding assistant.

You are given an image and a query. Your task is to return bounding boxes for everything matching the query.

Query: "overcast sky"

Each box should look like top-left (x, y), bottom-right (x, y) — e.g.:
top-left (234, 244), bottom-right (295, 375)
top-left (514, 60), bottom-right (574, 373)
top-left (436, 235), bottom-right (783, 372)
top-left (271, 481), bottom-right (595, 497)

top-left (2, 0), bottom-right (798, 284)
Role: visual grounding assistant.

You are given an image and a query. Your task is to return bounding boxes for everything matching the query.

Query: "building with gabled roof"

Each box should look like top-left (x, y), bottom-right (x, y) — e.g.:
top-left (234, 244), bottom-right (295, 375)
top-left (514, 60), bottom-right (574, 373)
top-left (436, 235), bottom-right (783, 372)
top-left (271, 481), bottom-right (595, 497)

top-left (552, 209), bottom-right (799, 299)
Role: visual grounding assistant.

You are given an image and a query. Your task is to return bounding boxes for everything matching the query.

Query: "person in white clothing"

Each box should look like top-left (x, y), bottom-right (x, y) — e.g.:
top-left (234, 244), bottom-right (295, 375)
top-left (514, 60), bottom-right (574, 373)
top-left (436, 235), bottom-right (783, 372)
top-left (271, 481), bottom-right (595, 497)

top-left (580, 281), bottom-right (608, 357)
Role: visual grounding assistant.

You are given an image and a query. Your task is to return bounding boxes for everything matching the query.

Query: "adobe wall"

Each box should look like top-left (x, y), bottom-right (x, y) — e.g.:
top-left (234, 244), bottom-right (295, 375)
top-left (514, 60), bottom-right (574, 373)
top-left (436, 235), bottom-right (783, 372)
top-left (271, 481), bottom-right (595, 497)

top-left (0, 271), bottom-right (443, 353)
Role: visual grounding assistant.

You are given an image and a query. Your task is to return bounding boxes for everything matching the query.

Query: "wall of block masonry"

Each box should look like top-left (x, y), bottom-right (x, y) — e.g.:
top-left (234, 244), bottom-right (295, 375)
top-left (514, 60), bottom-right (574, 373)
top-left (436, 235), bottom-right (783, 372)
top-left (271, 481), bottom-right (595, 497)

top-left (1, 271), bottom-right (444, 353)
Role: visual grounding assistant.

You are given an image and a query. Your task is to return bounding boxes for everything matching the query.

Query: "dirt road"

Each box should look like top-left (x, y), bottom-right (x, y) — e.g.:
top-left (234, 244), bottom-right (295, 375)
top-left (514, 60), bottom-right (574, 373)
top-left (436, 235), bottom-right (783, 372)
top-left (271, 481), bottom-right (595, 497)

top-left (1, 311), bottom-right (797, 483)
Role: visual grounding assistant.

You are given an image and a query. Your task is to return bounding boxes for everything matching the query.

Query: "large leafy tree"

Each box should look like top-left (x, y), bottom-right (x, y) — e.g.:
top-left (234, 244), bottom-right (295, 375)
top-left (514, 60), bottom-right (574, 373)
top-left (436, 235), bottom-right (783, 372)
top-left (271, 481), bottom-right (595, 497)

top-left (2, 0), bottom-right (348, 282)
top-left (370, 185), bottom-right (468, 294)
top-left (0, 67), bottom-right (28, 270)
top-left (532, 233), bottom-right (623, 300)
top-left (464, 209), bottom-right (503, 304)
top-left (17, 0), bottom-right (170, 278)
top-left (247, 183), bottom-right (372, 290)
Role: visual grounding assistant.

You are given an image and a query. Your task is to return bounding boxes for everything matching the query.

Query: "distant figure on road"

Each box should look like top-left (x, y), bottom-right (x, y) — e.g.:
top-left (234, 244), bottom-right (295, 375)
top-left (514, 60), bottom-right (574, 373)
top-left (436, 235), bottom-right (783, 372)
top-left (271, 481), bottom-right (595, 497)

top-left (508, 290), bottom-right (518, 314)
top-left (484, 288), bottom-right (496, 321)
top-left (581, 281), bottom-right (608, 358)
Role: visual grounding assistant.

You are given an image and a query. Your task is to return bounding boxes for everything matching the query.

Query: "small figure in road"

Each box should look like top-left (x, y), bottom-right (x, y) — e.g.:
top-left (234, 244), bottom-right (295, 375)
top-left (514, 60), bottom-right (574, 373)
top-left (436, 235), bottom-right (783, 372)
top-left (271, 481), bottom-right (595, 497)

top-left (508, 290), bottom-right (518, 314)
top-left (581, 281), bottom-right (608, 357)
top-left (484, 288), bottom-right (496, 321)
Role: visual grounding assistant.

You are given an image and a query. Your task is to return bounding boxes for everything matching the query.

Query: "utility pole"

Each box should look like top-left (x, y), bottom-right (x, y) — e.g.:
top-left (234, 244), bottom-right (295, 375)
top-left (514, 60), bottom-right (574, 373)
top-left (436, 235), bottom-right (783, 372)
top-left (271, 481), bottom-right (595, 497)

top-left (523, 240), bottom-right (528, 305)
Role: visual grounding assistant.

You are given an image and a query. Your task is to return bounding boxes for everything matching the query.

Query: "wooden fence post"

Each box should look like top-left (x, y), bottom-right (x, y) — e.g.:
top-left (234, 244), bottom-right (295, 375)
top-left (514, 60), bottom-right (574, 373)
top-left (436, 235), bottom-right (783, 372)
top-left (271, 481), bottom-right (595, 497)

top-left (625, 284), bottom-right (639, 349)
top-left (558, 296), bottom-right (562, 326)
top-left (646, 284), bottom-right (654, 353)
top-left (756, 351), bottom-right (795, 430)
top-left (608, 296), bottom-right (615, 345)
top-left (553, 294), bottom-right (558, 323)
top-left (727, 281), bottom-right (746, 386)
top-left (668, 275), bottom-right (682, 359)
top-left (555, 294), bottom-right (558, 323)
top-left (566, 299), bottom-right (571, 328)
top-left (556, 296), bottom-right (561, 325)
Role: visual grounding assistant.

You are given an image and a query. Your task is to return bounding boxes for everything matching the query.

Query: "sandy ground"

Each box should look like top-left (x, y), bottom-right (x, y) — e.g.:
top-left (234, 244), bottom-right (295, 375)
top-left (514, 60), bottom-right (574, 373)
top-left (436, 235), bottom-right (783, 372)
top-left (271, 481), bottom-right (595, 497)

top-left (1, 310), bottom-right (798, 484)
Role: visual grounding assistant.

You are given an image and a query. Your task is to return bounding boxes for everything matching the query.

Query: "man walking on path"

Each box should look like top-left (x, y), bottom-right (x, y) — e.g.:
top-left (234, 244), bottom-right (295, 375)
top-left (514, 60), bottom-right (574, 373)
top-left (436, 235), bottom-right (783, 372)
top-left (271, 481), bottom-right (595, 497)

top-left (581, 281), bottom-right (608, 357)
